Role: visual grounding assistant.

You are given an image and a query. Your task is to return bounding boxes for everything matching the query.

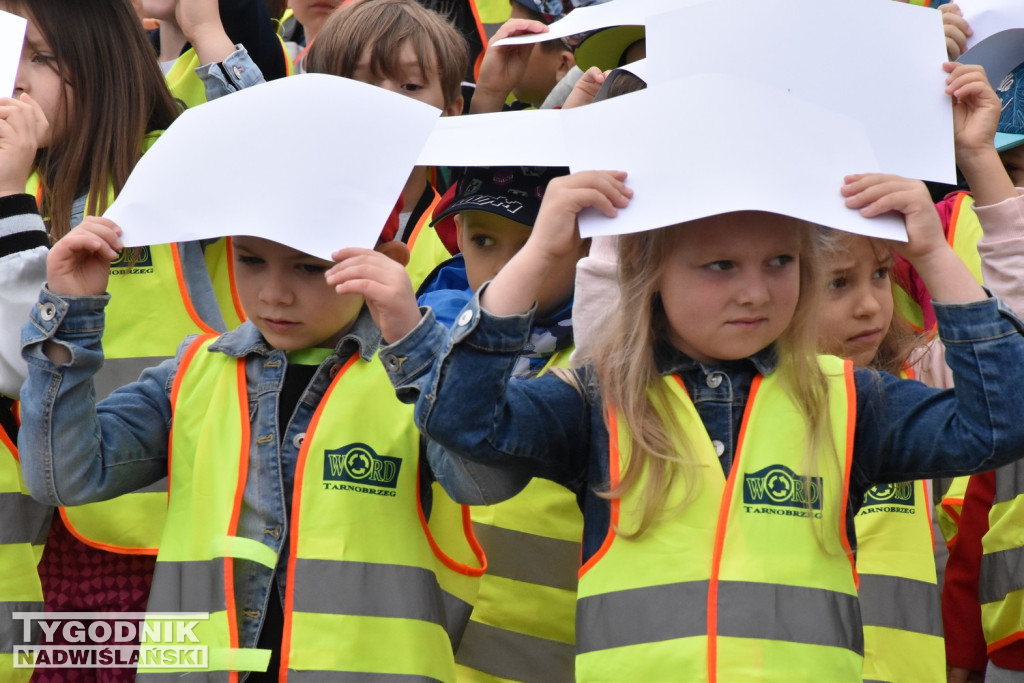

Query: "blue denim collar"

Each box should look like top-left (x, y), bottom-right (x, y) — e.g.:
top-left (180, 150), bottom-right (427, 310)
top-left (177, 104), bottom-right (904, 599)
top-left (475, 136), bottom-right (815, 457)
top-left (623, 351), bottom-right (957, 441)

top-left (655, 338), bottom-right (778, 378)
top-left (208, 307), bottom-right (382, 362)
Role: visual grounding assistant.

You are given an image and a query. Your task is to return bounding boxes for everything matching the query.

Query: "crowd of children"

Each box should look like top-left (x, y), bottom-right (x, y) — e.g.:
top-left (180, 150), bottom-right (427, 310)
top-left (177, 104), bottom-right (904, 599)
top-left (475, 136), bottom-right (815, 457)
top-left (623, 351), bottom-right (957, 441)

top-left (2, 0), bottom-right (1024, 681)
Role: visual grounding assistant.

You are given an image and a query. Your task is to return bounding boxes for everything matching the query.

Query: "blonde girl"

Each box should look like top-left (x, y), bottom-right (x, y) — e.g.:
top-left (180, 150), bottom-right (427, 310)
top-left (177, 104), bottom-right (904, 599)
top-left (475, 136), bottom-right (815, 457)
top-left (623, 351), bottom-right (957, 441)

top-left (343, 168), bottom-right (1024, 681)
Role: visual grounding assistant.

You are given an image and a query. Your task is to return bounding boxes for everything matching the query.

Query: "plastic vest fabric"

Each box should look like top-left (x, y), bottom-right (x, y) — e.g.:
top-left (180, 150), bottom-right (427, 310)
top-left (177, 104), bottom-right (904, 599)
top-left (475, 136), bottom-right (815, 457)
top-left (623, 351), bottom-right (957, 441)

top-left (28, 131), bottom-right (221, 554)
top-left (893, 193), bottom-right (983, 331)
top-left (455, 347), bottom-right (582, 682)
top-left (138, 335), bottom-right (485, 680)
top-left (855, 365), bottom-right (943, 682)
top-left (204, 237), bottom-right (247, 330)
top-left (0, 408), bottom-right (51, 681)
top-left (979, 460), bottom-right (1024, 653)
top-left (577, 356), bottom-right (860, 682)
top-left (406, 190), bottom-right (450, 291)
top-left (937, 476), bottom-right (970, 547)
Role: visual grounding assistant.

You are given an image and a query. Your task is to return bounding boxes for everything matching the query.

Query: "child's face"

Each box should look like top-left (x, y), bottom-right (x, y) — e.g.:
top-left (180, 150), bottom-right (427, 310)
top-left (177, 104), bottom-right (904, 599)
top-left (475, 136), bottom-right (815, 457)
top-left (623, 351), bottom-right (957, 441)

top-left (289, 0), bottom-right (345, 43)
top-left (233, 236), bottom-right (364, 351)
top-left (815, 234), bottom-right (894, 368)
top-left (512, 42), bottom-right (573, 108)
top-left (1001, 145), bottom-right (1024, 188)
top-left (7, 5), bottom-right (68, 147)
top-left (456, 210), bottom-right (579, 315)
top-left (656, 213), bottom-right (802, 363)
top-left (350, 40), bottom-right (461, 116)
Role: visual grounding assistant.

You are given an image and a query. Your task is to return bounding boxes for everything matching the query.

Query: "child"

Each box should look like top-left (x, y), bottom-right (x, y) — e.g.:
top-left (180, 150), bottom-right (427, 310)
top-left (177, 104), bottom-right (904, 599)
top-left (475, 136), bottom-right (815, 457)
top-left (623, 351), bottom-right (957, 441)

top-left (356, 162), bottom-right (1024, 679)
top-left (416, 164), bottom-right (583, 680)
top-left (18, 214), bottom-right (486, 681)
top-left (304, 0), bottom-right (469, 287)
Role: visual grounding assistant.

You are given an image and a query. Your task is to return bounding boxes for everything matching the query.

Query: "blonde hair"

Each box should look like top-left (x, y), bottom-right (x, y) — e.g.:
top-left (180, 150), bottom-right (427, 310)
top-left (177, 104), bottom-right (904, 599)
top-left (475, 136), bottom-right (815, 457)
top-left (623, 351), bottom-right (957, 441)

top-left (589, 213), bottom-right (841, 543)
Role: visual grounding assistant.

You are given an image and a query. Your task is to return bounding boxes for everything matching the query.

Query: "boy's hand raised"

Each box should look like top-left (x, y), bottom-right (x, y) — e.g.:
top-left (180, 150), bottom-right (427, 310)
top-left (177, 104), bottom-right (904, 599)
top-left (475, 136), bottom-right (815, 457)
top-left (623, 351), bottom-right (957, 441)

top-left (326, 245), bottom-right (422, 344)
top-left (842, 173), bottom-right (985, 304)
top-left (946, 63), bottom-right (1001, 157)
top-left (481, 170), bottom-right (630, 317)
top-left (940, 3), bottom-right (971, 61)
top-left (471, 19), bottom-right (549, 114)
top-left (47, 217), bottom-right (123, 297)
top-left (0, 94), bottom-right (48, 196)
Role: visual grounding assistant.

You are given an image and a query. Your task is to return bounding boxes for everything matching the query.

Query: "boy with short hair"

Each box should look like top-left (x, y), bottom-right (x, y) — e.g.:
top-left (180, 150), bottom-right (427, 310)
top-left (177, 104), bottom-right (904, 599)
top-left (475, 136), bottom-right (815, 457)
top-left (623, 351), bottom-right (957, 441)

top-left (18, 213), bottom-right (486, 681)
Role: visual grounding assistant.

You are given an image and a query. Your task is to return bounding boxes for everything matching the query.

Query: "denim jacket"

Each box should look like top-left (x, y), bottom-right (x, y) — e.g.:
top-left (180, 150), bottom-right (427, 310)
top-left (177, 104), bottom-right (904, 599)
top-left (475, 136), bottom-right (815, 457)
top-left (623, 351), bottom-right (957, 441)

top-left (19, 289), bottom-right (387, 651)
top-left (382, 288), bottom-right (1024, 563)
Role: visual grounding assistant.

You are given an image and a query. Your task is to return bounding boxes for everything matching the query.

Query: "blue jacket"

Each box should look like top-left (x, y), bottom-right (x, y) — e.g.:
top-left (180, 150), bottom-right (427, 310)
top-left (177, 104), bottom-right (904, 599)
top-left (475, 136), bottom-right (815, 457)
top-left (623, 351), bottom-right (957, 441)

top-left (380, 288), bottom-right (1024, 564)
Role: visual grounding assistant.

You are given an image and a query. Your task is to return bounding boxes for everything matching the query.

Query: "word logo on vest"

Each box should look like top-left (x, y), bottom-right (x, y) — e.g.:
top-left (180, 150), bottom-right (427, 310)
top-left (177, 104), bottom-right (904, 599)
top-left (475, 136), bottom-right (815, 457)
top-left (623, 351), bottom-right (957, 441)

top-left (743, 465), bottom-right (823, 519)
top-left (858, 482), bottom-right (916, 515)
top-left (323, 443), bottom-right (402, 497)
top-left (110, 247), bottom-right (154, 275)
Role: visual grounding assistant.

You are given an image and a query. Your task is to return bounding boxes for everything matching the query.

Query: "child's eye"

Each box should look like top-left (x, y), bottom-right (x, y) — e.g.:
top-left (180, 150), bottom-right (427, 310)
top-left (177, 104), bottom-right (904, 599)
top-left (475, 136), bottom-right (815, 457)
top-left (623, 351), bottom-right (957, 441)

top-left (299, 263), bottom-right (328, 275)
top-left (828, 276), bottom-right (848, 291)
top-left (705, 260), bottom-right (734, 271)
top-left (872, 266), bottom-right (890, 281)
top-left (767, 254), bottom-right (794, 268)
top-left (401, 83), bottom-right (423, 93)
top-left (471, 235), bottom-right (495, 248)
top-left (236, 255), bottom-right (264, 267)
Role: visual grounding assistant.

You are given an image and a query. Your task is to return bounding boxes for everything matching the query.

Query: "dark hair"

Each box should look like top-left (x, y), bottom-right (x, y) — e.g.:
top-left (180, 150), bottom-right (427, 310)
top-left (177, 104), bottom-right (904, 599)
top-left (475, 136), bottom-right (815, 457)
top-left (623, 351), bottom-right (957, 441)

top-left (305, 0), bottom-right (468, 107)
top-left (10, 0), bottom-right (180, 240)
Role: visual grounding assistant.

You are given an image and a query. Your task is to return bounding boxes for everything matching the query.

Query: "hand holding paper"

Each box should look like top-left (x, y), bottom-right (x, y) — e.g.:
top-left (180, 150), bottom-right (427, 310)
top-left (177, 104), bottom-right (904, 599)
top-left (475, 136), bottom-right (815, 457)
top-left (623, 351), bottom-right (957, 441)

top-left (0, 93), bottom-right (47, 196)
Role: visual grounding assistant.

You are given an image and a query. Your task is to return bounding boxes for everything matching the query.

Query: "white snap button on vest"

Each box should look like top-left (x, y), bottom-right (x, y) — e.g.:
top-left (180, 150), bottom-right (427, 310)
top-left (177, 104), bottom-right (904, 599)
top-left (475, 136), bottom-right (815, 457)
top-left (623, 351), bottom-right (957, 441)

top-left (40, 302), bottom-right (57, 321)
top-left (712, 440), bottom-right (725, 456)
top-left (706, 373), bottom-right (723, 389)
top-left (292, 432), bottom-right (305, 448)
top-left (457, 310), bottom-right (473, 327)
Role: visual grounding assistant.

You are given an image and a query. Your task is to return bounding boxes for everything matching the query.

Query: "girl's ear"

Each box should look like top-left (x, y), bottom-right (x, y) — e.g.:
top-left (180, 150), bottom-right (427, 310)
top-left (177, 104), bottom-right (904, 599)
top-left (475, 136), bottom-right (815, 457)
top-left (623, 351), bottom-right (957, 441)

top-left (376, 239), bottom-right (411, 266)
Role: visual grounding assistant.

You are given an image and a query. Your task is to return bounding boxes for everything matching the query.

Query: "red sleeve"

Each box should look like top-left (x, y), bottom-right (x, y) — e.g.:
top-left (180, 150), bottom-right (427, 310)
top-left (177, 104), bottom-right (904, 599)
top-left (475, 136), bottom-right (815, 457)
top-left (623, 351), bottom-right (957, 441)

top-left (892, 195), bottom-right (960, 331)
top-left (943, 472), bottom-right (994, 672)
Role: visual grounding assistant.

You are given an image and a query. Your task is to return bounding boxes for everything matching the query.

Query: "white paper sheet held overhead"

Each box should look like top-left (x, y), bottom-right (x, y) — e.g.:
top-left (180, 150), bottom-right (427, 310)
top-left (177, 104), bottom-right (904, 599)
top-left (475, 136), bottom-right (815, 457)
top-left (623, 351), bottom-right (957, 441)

top-left (416, 108), bottom-right (570, 167)
top-left (0, 10), bottom-right (27, 98)
top-left (490, 0), bottom-right (691, 46)
top-left (105, 74), bottom-right (441, 261)
top-left (957, 0), bottom-right (1024, 85)
top-left (645, 0), bottom-right (954, 184)
top-left (562, 77), bottom-right (904, 242)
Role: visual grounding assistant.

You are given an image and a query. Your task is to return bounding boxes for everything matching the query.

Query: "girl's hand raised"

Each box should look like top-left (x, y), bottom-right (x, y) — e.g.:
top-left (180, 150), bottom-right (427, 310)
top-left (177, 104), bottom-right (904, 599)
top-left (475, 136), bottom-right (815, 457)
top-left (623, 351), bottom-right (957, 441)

top-left (842, 173), bottom-right (985, 304)
top-left (0, 94), bottom-right (48, 196)
top-left (47, 217), bottom-right (123, 297)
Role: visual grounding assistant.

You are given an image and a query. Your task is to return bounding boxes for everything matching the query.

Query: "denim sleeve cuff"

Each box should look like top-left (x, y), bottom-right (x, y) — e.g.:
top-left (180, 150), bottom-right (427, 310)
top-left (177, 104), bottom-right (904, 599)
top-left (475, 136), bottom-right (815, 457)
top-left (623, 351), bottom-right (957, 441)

top-left (23, 286), bottom-right (109, 346)
top-left (933, 290), bottom-right (1024, 343)
top-left (197, 45), bottom-right (265, 97)
top-left (380, 307), bottom-right (445, 402)
top-left (449, 284), bottom-right (534, 352)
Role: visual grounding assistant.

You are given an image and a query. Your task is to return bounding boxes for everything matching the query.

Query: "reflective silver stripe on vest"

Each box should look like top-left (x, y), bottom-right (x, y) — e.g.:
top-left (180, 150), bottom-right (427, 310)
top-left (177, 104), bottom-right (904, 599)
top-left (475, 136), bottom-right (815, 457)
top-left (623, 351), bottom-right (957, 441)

top-left (0, 492), bottom-right (53, 545)
top-left (291, 559), bottom-right (472, 648)
top-left (577, 580), bottom-right (862, 654)
top-left (138, 670), bottom-right (229, 682)
top-left (576, 580), bottom-right (709, 653)
top-left (455, 619), bottom-right (574, 682)
top-left (1, 600), bottom-right (44, 652)
top-left (471, 522), bottom-right (579, 590)
top-left (857, 573), bottom-right (942, 636)
top-left (147, 559), bottom-right (226, 613)
top-left (994, 460), bottom-right (1024, 505)
top-left (980, 544), bottom-right (1024, 604)
top-left (287, 671), bottom-right (441, 682)
top-left (95, 357), bottom-right (172, 401)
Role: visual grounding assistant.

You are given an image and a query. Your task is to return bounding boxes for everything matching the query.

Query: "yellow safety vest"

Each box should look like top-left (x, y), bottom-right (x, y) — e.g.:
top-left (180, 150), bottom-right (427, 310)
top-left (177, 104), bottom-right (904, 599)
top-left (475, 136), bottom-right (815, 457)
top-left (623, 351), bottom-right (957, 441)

top-left (203, 237), bottom-right (247, 330)
top-left (27, 132), bottom-right (225, 554)
top-left (0, 408), bottom-right (51, 682)
top-left (577, 356), bottom-right (860, 682)
top-left (979, 461), bottom-right (1024, 653)
top-left (138, 335), bottom-right (484, 679)
top-left (455, 347), bottom-right (582, 682)
top-left (937, 476), bottom-right (970, 547)
top-left (165, 40), bottom-right (294, 110)
top-left (406, 190), bottom-right (451, 292)
top-left (893, 193), bottom-right (983, 331)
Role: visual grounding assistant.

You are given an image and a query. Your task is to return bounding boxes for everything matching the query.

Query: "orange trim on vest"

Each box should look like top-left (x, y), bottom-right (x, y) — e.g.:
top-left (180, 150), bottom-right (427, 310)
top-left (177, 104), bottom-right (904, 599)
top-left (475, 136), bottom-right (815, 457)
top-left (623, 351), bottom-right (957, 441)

top-left (170, 244), bottom-right (219, 335)
top-left (469, 0), bottom-right (489, 83)
top-left (418, 470), bottom-right (487, 576)
top-left (279, 351), bottom-right (361, 678)
top-left (579, 405), bottom-right (621, 578)
top-left (0, 418), bottom-right (17, 460)
top-left (58, 508), bottom-right (158, 555)
top-left (840, 358), bottom-right (858, 582)
top-left (988, 631), bottom-right (1024, 654)
top-left (224, 355), bottom-right (251, 683)
top-left (947, 192), bottom-right (969, 250)
top-left (167, 335), bottom-right (219, 504)
top-left (706, 374), bottom-right (763, 682)
top-left (223, 237), bottom-right (247, 323)
top-left (406, 191), bottom-right (443, 251)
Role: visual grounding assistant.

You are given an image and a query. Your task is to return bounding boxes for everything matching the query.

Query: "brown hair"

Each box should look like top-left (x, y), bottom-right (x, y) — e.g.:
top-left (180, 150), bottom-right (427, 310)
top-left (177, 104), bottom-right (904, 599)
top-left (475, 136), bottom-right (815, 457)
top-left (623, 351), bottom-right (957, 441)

top-left (10, 0), bottom-right (180, 240)
top-left (304, 0), bottom-right (468, 107)
top-left (589, 214), bottom-right (838, 541)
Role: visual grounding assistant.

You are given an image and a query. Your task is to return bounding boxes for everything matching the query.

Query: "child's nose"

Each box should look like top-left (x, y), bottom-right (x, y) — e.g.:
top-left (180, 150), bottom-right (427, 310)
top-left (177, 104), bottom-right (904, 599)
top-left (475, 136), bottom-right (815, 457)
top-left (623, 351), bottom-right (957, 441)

top-left (737, 273), bottom-right (771, 305)
top-left (853, 288), bottom-right (882, 316)
top-left (258, 277), bottom-right (293, 305)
